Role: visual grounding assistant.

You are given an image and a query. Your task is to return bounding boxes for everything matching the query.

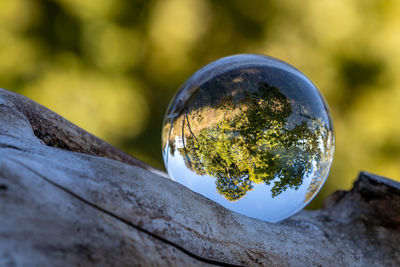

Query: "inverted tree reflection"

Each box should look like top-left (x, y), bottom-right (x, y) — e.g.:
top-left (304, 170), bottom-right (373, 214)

top-left (166, 78), bottom-right (330, 201)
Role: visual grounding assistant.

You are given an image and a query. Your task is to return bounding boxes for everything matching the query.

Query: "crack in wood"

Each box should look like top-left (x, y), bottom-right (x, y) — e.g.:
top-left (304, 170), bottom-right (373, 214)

top-left (2, 88), bottom-right (400, 266)
top-left (10, 158), bottom-right (244, 267)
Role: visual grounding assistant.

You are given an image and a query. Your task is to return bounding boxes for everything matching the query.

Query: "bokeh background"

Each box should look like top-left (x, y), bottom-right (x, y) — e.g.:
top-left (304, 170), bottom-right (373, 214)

top-left (1, 0), bottom-right (400, 208)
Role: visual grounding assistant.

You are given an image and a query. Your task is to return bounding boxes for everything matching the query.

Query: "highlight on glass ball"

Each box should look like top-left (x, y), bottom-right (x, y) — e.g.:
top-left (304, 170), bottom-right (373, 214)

top-left (162, 54), bottom-right (334, 223)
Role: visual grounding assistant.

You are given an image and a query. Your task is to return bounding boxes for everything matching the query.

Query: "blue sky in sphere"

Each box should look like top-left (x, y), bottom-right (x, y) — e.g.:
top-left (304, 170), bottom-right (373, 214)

top-left (166, 148), bottom-right (313, 223)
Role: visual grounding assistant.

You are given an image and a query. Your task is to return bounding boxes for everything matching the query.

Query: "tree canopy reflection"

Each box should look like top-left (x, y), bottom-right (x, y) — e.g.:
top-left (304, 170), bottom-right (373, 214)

top-left (166, 78), bottom-right (330, 201)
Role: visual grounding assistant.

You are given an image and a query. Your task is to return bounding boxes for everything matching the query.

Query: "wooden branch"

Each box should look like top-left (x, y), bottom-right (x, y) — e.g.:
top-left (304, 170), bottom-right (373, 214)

top-left (1, 88), bottom-right (399, 266)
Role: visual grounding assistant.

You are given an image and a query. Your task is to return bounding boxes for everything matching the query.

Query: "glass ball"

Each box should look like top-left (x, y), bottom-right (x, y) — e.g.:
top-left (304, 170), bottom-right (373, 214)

top-left (162, 54), bottom-right (334, 223)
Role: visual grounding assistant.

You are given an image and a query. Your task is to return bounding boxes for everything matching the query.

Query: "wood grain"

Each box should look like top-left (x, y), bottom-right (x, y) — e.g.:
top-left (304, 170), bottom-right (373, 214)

top-left (1, 88), bottom-right (399, 266)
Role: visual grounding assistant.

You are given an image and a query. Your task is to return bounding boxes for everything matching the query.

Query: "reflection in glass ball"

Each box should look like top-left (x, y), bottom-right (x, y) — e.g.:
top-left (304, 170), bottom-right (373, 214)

top-left (162, 54), bottom-right (334, 223)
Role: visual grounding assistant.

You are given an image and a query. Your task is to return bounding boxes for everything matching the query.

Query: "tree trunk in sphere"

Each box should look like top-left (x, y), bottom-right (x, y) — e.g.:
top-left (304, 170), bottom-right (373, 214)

top-left (0, 88), bottom-right (399, 266)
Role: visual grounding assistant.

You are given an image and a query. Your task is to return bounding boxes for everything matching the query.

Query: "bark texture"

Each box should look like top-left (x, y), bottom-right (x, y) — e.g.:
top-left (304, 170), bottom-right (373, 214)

top-left (0, 88), bottom-right (399, 266)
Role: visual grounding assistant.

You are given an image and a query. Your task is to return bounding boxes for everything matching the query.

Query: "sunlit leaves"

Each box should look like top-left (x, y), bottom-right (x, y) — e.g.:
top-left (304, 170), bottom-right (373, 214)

top-left (177, 83), bottom-right (326, 200)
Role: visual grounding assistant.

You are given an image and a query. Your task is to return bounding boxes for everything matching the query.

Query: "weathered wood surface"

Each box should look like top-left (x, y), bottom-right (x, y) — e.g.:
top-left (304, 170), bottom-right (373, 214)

top-left (0, 88), bottom-right (399, 266)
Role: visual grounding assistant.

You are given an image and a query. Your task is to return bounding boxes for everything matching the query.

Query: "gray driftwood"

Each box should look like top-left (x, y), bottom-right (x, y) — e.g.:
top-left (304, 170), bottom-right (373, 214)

top-left (0, 88), bottom-right (399, 267)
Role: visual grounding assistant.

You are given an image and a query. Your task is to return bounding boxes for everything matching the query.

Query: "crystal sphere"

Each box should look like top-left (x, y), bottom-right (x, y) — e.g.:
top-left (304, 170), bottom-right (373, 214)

top-left (162, 54), bottom-right (334, 223)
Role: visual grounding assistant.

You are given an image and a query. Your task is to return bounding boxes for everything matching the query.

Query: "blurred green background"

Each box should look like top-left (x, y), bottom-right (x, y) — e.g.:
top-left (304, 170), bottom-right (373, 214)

top-left (1, 0), bottom-right (400, 208)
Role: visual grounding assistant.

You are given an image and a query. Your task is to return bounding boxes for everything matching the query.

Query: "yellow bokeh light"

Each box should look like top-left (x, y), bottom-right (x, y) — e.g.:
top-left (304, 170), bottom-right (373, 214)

top-left (0, 0), bottom-right (39, 32)
top-left (82, 22), bottom-right (141, 70)
top-left (22, 54), bottom-right (149, 143)
top-left (148, 0), bottom-right (210, 79)
top-left (54, 0), bottom-right (122, 20)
